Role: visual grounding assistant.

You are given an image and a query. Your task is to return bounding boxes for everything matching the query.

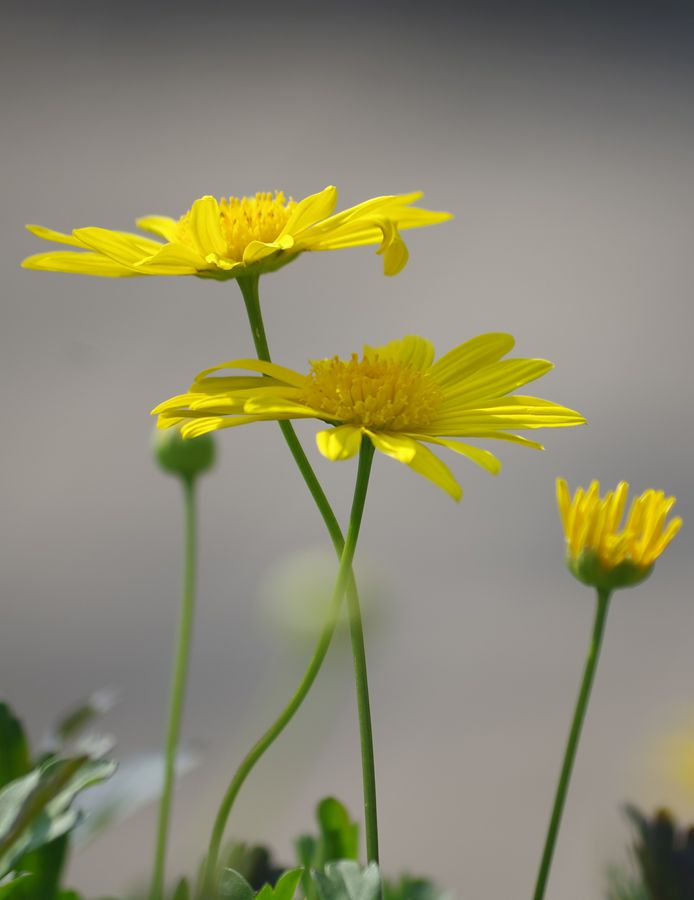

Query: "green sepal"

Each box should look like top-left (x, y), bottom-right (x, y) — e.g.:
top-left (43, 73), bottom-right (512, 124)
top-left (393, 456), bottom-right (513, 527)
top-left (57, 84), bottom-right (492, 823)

top-left (0, 707), bottom-right (31, 790)
top-left (312, 862), bottom-right (381, 900)
top-left (568, 550), bottom-right (653, 592)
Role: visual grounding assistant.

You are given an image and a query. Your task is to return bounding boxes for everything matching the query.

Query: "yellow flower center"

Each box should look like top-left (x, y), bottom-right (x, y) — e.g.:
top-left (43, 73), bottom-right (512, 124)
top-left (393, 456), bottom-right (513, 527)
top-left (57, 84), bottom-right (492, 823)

top-left (299, 353), bottom-right (441, 431)
top-left (176, 192), bottom-right (297, 261)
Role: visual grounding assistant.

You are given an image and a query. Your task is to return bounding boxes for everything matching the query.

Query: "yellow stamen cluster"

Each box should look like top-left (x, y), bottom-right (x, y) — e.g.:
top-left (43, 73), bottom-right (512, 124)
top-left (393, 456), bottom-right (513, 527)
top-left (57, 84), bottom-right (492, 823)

top-left (299, 353), bottom-right (441, 431)
top-left (176, 192), bottom-right (297, 261)
top-left (557, 479), bottom-right (682, 572)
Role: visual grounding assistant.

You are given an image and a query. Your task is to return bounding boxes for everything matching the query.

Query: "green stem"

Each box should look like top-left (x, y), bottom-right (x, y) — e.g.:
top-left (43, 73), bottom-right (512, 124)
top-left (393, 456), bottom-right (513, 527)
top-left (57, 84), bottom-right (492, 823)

top-left (532, 588), bottom-right (612, 900)
top-left (237, 274), bottom-right (379, 863)
top-left (149, 475), bottom-right (197, 900)
top-left (202, 440), bottom-right (375, 895)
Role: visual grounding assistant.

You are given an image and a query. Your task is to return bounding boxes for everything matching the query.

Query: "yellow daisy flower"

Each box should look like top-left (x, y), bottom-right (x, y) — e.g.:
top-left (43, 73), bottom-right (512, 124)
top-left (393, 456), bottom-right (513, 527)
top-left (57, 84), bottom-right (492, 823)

top-left (21, 186), bottom-right (451, 280)
top-left (153, 334), bottom-right (585, 501)
top-left (556, 479), bottom-right (682, 589)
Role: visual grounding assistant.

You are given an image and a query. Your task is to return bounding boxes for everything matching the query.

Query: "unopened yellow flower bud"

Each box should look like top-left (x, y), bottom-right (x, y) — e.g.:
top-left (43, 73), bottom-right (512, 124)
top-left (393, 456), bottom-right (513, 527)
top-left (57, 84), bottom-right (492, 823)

top-left (556, 478), bottom-right (682, 592)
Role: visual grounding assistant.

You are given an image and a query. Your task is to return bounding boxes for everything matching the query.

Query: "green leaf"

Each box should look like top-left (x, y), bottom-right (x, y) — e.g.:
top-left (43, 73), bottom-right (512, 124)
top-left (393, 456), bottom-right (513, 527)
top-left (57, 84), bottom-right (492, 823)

top-left (17, 832), bottom-right (69, 900)
top-left (312, 862), bottom-right (381, 900)
top-left (171, 878), bottom-right (190, 900)
top-left (0, 757), bottom-right (116, 877)
top-left (0, 707), bottom-right (31, 791)
top-left (50, 691), bottom-right (117, 747)
top-left (383, 875), bottom-right (452, 900)
top-left (219, 868), bottom-right (255, 900)
top-left (221, 843), bottom-right (284, 891)
top-left (0, 874), bottom-right (33, 899)
top-left (256, 868), bottom-right (303, 900)
top-left (316, 800), bottom-right (359, 865)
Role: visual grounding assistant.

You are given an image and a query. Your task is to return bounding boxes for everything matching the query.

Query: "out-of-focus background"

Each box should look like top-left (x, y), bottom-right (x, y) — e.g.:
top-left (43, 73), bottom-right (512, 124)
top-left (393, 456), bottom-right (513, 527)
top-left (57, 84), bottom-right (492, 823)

top-left (2, 1), bottom-right (693, 896)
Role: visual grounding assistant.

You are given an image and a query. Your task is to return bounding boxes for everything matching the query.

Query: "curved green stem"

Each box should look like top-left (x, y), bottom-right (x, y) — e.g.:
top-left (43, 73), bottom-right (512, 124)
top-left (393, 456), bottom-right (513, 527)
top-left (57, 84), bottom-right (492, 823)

top-left (532, 588), bottom-right (612, 900)
top-left (202, 440), bottom-right (375, 895)
top-left (238, 274), bottom-right (380, 862)
top-left (149, 475), bottom-right (197, 900)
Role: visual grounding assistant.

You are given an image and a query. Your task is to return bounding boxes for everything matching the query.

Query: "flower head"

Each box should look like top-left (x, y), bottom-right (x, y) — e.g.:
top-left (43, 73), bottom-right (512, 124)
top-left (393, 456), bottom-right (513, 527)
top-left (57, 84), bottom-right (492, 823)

top-left (556, 479), bottom-right (682, 590)
top-left (153, 334), bottom-right (585, 501)
top-left (22, 187), bottom-right (451, 280)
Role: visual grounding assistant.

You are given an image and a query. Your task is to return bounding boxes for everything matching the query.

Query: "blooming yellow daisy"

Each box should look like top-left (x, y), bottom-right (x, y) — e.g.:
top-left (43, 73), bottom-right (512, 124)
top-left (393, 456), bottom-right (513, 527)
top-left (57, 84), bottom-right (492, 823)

top-left (556, 479), bottom-right (682, 589)
top-left (22, 186), bottom-right (452, 280)
top-left (153, 334), bottom-right (585, 501)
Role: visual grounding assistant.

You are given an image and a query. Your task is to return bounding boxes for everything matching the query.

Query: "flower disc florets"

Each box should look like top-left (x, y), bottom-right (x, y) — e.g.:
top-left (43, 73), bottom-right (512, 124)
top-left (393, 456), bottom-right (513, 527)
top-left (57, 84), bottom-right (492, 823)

top-left (299, 353), bottom-right (442, 431)
top-left (175, 192), bottom-right (297, 262)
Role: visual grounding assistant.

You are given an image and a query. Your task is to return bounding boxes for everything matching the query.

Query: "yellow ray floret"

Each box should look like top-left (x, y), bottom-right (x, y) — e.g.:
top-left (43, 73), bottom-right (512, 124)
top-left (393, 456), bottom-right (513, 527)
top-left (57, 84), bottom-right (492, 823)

top-left (556, 478), bottom-right (682, 588)
top-left (22, 187), bottom-right (452, 280)
top-left (152, 334), bottom-right (585, 501)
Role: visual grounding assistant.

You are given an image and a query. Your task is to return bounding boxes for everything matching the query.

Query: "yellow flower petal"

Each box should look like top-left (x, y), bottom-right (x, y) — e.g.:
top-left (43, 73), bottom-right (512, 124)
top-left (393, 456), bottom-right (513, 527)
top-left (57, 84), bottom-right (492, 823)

top-left (187, 196), bottom-right (228, 258)
top-left (135, 216), bottom-right (179, 242)
top-left (316, 425), bottom-right (363, 461)
top-left (414, 435), bottom-right (502, 475)
top-left (134, 243), bottom-right (211, 273)
top-left (280, 185), bottom-right (338, 236)
top-left (194, 358), bottom-right (306, 388)
top-left (368, 432), bottom-right (462, 501)
top-left (429, 334), bottom-right (516, 385)
top-left (25, 224), bottom-right (86, 247)
top-left (242, 234), bottom-right (295, 265)
top-left (21, 251), bottom-right (139, 277)
top-left (73, 227), bottom-right (162, 266)
top-left (439, 359), bottom-right (554, 407)
top-left (363, 336), bottom-right (435, 370)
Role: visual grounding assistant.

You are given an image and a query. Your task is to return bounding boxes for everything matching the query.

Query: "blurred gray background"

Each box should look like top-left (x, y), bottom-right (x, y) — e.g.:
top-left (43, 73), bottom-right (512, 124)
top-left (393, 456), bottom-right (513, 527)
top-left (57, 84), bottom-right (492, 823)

top-left (2, 2), bottom-right (693, 897)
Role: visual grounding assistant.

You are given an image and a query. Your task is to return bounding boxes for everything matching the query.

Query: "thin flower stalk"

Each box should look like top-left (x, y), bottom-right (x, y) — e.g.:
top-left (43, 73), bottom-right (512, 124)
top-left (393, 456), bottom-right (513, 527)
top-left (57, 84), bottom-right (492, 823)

top-left (201, 440), bottom-right (376, 897)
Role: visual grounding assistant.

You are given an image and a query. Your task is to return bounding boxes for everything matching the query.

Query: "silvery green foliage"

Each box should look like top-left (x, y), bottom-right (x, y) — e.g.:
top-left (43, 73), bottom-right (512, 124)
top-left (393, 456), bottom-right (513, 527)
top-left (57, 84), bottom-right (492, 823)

top-left (312, 861), bottom-right (382, 900)
top-left (0, 756), bottom-right (116, 878)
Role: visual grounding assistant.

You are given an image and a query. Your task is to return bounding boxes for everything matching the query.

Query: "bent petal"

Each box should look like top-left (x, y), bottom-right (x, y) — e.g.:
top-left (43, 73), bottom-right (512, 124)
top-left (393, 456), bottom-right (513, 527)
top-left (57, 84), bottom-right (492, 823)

top-left (376, 219), bottom-right (409, 276)
top-left (415, 435), bottom-right (502, 475)
top-left (194, 358), bottom-right (306, 388)
top-left (135, 216), bottom-right (179, 242)
top-left (316, 425), bottom-right (363, 460)
top-left (242, 234), bottom-right (294, 265)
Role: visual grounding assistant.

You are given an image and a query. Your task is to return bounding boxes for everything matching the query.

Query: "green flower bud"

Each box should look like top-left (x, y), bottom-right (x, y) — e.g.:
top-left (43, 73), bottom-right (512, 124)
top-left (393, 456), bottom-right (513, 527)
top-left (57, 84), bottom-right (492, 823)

top-left (568, 548), bottom-right (653, 592)
top-left (152, 429), bottom-right (215, 479)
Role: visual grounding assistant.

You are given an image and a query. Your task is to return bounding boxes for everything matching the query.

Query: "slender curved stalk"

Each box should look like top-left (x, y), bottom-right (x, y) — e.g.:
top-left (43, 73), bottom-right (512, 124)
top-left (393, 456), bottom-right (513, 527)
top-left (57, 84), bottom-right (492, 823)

top-left (149, 475), bottom-right (197, 900)
top-left (201, 441), bottom-right (375, 895)
top-left (532, 588), bottom-right (612, 900)
top-left (237, 274), bottom-right (379, 863)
